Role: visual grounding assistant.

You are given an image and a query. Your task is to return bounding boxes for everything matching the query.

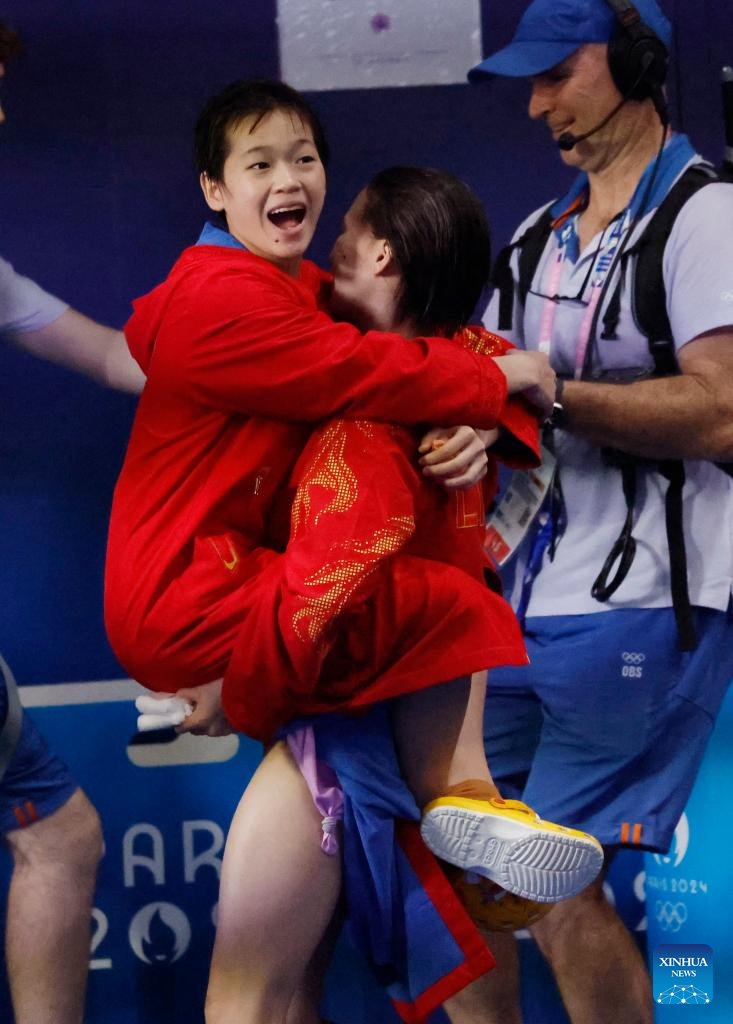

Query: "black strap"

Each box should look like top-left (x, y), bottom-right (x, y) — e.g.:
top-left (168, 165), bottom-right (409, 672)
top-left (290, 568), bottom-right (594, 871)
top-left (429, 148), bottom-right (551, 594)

top-left (591, 460), bottom-right (638, 601)
top-left (0, 655), bottom-right (24, 784)
top-left (491, 244), bottom-right (517, 332)
top-left (629, 162), bottom-right (733, 481)
top-left (495, 164), bottom-right (721, 369)
top-left (590, 164), bottom-right (723, 648)
top-left (658, 461), bottom-right (698, 650)
top-left (491, 205), bottom-right (555, 332)
top-left (630, 163), bottom-right (719, 372)
top-left (518, 207), bottom-right (555, 307)
top-left (589, 457), bottom-right (697, 650)
top-left (600, 273), bottom-right (624, 341)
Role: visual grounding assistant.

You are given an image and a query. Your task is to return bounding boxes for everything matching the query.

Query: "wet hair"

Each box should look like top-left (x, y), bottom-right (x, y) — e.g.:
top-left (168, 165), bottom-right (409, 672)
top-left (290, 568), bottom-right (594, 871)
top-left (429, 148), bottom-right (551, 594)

top-left (0, 20), bottom-right (22, 64)
top-left (360, 167), bottom-right (491, 337)
top-left (194, 78), bottom-right (329, 182)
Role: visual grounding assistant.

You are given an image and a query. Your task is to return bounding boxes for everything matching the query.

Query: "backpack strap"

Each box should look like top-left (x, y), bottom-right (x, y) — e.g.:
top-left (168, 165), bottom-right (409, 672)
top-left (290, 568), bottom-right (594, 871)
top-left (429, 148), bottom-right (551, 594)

top-left (631, 163), bottom-right (719, 373)
top-left (658, 460), bottom-right (697, 651)
top-left (597, 164), bottom-right (718, 356)
top-left (629, 161), bottom-right (733, 486)
top-left (491, 204), bottom-right (555, 332)
top-left (497, 171), bottom-right (726, 651)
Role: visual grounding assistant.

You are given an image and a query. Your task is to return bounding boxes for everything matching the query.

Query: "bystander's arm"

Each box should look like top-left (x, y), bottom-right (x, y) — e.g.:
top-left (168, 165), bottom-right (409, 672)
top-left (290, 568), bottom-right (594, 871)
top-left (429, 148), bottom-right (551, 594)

top-left (7, 308), bottom-right (145, 394)
top-left (560, 327), bottom-right (733, 461)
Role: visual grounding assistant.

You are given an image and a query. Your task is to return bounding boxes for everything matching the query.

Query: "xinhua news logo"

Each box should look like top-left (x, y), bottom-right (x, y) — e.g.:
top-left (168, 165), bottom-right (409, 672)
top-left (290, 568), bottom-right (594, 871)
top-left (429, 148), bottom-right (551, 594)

top-left (653, 944), bottom-right (713, 1005)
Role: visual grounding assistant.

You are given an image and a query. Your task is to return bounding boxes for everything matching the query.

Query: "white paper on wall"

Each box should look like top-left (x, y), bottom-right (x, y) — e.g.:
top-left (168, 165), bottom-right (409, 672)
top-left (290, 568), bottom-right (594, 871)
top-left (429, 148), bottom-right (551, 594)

top-left (278, 0), bottom-right (483, 91)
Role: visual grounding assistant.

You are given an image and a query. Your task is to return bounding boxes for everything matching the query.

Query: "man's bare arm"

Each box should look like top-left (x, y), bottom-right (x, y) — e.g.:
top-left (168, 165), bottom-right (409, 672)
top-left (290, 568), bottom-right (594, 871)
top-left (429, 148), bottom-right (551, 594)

top-left (559, 328), bottom-right (733, 461)
top-left (7, 308), bottom-right (145, 394)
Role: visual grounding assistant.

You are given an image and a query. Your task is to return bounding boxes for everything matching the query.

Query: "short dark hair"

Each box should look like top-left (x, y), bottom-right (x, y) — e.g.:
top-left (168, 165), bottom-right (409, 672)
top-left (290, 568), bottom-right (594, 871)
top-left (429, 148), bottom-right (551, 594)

top-left (194, 78), bottom-right (329, 182)
top-left (0, 20), bottom-right (22, 64)
top-left (361, 167), bottom-right (491, 336)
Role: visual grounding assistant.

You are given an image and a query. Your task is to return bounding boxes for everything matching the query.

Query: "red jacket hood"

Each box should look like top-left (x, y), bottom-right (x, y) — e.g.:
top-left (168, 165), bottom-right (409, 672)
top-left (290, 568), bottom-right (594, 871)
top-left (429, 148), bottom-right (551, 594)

top-left (125, 245), bottom-right (330, 375)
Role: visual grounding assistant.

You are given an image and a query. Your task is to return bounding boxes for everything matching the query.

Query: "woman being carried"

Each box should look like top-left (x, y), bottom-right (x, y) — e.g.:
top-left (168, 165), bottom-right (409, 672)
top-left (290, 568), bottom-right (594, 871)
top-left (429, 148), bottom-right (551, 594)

top-left (200, 164), bottom-right (603, 1024)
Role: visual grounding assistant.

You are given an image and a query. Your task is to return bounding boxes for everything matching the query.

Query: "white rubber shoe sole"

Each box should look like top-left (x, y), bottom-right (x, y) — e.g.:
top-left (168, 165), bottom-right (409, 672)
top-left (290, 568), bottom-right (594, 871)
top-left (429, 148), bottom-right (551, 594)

top-left (420, 798), bottom-right (604, 904)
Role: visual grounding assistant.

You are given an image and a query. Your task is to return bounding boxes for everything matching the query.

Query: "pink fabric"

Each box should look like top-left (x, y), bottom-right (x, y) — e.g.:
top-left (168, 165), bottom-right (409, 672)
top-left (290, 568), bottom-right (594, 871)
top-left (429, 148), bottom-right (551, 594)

top-left (287, 725), bottom-right (344, 855)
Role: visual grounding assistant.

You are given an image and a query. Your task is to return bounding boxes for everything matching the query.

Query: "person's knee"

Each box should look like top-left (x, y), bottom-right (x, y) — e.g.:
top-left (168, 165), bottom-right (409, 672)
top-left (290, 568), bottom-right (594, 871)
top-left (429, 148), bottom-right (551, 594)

top-left (64, 791), bottom-right (104, 877)
top-left (529, 876), bottom-right (610, 957)
top-left (8, 788), bottom-right (103, 880)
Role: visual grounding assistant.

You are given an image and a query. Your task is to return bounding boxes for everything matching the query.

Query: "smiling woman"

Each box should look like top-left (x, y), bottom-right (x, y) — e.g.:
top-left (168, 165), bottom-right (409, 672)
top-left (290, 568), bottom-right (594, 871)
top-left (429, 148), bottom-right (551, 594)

top-left (198, 105), bottom-right (326, 276)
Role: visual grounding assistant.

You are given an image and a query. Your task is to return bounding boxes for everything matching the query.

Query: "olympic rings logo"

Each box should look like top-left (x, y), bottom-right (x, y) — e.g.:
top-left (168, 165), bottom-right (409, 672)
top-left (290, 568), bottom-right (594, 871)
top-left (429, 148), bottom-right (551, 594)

top-left (622, 652), bottom-right (646, 665)
top-left (655, 900), bottom-right (688, 932)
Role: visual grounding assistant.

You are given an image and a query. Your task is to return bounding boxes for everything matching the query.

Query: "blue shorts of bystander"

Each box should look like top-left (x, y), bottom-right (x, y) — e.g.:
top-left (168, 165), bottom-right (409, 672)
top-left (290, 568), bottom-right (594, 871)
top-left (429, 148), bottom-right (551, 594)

top-left (485, 605), bottom-right (733, 853)
top-left (0, 674), bottom-right (78, 834)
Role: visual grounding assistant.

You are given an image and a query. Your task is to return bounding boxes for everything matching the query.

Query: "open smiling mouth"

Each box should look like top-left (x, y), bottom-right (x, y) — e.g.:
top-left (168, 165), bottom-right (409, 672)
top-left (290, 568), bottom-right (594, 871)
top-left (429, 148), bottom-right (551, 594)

top-left (267, 205), bottom-right (306, 230)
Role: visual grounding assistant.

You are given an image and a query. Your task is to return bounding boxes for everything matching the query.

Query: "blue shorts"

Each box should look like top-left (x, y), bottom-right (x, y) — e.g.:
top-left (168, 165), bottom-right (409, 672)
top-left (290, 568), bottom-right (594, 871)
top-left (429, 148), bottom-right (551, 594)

top-left (485, 605), bottom-right (733, 853)
top-left (0, 676), bottom-right (78, 834)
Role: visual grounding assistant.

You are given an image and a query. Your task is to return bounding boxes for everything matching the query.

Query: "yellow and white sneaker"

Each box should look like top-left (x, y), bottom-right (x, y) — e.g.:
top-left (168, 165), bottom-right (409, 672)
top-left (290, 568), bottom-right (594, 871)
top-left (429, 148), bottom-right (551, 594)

top-left (421, 796), bottom-right (603, 903)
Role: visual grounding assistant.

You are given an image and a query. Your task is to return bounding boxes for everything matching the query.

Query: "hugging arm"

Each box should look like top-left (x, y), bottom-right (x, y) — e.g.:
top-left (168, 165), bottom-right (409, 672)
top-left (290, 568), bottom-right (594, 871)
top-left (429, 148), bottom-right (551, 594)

top-left (158, 265), bottom-right (558, 429)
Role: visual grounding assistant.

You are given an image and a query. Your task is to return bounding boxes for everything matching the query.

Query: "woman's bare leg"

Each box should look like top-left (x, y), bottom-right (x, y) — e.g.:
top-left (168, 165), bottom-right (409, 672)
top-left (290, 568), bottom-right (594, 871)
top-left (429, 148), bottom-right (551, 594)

top-left (205, 741), bottom-right (341, 1024)
top-left (394, 670), bottom-right (603, 912)
top-left (392, 671), bottom-right (496, 807)
top-left (285, 907), bottom-right (344, 1024)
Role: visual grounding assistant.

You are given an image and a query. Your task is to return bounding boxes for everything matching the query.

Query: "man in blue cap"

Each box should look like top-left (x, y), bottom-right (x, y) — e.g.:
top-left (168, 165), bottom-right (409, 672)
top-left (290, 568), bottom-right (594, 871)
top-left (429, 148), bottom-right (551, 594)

top-left (458, 2), bottom-right (733, 1022)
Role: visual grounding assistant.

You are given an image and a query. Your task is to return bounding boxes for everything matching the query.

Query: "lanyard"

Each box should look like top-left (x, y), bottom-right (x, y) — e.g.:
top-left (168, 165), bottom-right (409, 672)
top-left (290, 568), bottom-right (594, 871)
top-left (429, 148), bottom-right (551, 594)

top-left (518, 213), bottom-right (629, 626)
top-left (537, 250), bottom-right (564, 356)
top-left (538, 210), bottom-right (631, 377)
top-left (514, 429), bottom-right (567, 630)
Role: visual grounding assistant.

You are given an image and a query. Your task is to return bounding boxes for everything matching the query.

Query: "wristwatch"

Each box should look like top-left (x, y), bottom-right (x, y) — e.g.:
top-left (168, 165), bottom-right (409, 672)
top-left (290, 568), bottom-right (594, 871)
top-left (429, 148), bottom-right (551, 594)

top-left (549, 376), bottom-right (566, 429)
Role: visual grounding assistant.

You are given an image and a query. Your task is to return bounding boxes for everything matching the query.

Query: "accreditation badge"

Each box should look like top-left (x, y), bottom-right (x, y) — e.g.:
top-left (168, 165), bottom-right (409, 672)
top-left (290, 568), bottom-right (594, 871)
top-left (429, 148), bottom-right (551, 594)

top-left (484, 445), bottom-right (556, 566)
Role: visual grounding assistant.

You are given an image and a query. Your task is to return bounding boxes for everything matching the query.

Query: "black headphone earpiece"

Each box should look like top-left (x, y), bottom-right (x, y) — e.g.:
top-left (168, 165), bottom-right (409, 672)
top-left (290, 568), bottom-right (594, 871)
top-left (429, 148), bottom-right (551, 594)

top-left (604, 0), bottom-right (668, 100)
top-left (557, 1), bottom-right (670, 150)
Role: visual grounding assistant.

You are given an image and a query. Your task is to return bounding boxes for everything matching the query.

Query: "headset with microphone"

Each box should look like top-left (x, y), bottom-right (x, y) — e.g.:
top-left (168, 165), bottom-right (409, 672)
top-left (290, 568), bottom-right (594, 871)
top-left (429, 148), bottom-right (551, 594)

top-left (557, 0), bottom-right (669, 151)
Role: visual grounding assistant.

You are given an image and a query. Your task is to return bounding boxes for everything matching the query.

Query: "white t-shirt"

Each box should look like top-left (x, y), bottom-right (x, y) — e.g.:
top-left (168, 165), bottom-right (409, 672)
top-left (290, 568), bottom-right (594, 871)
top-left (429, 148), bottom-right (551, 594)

top-left (484, 158), bottom-right (733, 617)
top-left (0, 254), bottom-right (67, 335)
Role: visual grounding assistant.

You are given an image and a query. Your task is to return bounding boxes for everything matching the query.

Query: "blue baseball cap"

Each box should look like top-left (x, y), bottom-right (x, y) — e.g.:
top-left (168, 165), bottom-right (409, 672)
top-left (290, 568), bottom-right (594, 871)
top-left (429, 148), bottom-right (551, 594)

top-left (468, 0), bottom-right (671, 80)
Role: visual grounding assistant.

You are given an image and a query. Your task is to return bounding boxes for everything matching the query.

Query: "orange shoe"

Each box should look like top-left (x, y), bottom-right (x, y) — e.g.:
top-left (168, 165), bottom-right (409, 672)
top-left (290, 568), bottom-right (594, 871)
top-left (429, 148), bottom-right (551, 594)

top-left (443, 862), bottom-right (554, 933)
top-left (421, 795), bottom-right (603, 903)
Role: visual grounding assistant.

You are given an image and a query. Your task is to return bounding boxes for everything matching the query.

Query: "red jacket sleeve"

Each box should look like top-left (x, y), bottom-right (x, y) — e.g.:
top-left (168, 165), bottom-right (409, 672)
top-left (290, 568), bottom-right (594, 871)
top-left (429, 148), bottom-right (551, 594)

top-left (150, 258), bottom-right (508, 429)
top-left (495, 396), bottom-right (542, 468)
top-left (451, 325), bottom-right (541, 468)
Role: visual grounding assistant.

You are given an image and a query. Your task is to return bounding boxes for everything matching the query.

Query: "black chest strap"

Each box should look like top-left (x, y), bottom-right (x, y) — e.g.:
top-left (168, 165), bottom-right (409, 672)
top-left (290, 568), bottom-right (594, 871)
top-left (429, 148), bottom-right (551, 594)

top-left (600, 163), bottom-right (719, 363)
top-left (491, 206), bottom-right (554, 332)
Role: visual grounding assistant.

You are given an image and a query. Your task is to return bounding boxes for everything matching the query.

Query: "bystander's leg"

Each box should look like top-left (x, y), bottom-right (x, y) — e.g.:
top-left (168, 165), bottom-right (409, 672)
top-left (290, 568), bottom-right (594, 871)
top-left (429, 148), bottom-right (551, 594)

top-left (530, 874), bottom-right (653, 1024)
top-left (4, 787), bottom-right (102, 1024)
